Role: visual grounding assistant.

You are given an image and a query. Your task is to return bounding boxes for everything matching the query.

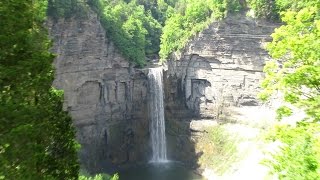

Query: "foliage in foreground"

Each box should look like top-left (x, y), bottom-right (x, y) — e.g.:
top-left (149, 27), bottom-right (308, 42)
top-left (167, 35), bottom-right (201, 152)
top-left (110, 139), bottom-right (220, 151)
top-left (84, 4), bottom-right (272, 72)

top-left (260, 0), bottom-right (320, 122)
top-left (264, 123), bottom-right (320, 179)
top-left (259, 0), bottom-right (320, 179)
top-left (196, 126), bottom-right (238, 175)
top-left (79, 170), bottom-right (119, 180)
top-left (0, 0), bottom-right (79, 179)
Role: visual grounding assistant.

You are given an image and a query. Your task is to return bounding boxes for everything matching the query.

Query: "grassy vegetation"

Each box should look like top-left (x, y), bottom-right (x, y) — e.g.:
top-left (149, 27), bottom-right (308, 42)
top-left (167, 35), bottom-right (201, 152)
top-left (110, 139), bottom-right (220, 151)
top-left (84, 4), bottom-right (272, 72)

top-left (196, 126), bottom-right (239, 175)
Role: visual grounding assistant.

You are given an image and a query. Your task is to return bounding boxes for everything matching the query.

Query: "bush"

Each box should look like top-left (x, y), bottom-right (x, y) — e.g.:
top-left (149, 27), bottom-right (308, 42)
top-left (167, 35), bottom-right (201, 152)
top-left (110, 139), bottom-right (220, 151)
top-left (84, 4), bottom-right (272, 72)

top-left (79, 174), bottom-right (119, 180)
top-left (79, 169), bottom-right (119, 180)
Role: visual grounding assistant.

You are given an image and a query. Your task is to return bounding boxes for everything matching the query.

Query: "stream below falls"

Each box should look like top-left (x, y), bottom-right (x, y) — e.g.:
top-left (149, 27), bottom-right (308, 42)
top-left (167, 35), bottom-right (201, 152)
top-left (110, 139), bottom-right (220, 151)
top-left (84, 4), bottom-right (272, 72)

top-left (118, 162), bottom-right (203, 180)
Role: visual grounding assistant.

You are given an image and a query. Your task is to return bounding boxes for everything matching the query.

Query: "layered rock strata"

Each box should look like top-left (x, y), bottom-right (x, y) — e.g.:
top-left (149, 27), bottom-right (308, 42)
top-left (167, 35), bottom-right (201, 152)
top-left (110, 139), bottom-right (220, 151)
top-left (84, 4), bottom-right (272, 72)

top-left (48, 8), bottom-right (280, 171)
top-left (164, 14), bottom-right (279, 165)
top-left (48, 11), bottom-right (149, 172)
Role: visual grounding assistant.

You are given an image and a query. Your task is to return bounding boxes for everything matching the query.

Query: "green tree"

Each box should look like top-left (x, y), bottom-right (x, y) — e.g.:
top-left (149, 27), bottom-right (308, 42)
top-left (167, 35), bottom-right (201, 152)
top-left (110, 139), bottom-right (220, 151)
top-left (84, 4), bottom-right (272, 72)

top-left (0, 0), bottom-right (79, 179)
top-left (247, 0), bottom-right (319, 21)
top-left (260, 5), bottom-right (320, 122)
top-left (47, 0), bottom-right (88, 19)
top-left (264, 123), bottom-right (320, 179)
top-left (247, 0), bottom-right (280, 20)
top-left (88, 0), bottom-right (162, 66)
top-left (260, 0), bottom-right (320, 178)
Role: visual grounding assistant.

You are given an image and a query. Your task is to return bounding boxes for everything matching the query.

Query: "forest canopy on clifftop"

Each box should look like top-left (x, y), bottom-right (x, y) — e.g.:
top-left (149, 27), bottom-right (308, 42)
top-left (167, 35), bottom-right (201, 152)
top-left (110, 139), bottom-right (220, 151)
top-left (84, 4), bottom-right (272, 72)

top-left (48, 0), bottom-right (246, 66)
top-left (47, 0), bottom-right (318, 67)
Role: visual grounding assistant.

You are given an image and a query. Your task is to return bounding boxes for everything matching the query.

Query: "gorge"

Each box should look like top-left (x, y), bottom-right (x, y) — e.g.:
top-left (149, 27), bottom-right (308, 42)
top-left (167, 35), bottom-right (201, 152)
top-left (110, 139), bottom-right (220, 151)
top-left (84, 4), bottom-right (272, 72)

top-left (48, 7), bottom-right (279, 177)
top-left (2, 0), bottom-right (319, 179)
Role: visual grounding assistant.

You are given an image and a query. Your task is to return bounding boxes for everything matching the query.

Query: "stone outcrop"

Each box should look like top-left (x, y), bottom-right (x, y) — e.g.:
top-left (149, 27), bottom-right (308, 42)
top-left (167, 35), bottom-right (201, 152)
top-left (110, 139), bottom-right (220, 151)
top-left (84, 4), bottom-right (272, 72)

top-left (164, 14), bottom-right (279, 165)
top-left (47, 10), bottom-right (149, 172)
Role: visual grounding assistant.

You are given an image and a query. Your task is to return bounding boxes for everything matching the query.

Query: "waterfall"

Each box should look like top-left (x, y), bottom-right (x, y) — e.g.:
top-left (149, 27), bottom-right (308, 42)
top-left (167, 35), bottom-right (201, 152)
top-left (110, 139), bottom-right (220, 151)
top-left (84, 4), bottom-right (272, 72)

top-left (148, 67), bottom-right (167, 162)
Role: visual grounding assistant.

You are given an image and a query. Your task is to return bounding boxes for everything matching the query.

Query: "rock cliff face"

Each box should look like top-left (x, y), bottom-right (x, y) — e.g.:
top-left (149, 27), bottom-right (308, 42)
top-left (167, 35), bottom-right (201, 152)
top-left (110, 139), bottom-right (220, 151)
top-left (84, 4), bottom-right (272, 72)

top-left (48, 11), bottom-right (149, 172)
top-left (164, 14), bottom-right (279, 165)
top-left (48, 7), bottom-right (279, 171)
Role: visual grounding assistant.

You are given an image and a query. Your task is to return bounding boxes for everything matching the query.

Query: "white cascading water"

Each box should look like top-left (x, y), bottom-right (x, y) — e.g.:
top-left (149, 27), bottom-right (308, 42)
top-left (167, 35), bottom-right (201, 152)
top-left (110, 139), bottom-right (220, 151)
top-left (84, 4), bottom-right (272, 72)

top-left (148, 67), bottom-right (167, 163)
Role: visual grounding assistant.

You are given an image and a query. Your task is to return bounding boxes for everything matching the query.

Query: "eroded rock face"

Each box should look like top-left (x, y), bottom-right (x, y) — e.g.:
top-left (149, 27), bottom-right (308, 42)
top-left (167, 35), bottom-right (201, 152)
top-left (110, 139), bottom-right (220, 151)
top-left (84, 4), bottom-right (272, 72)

top-left (166, 14), bottom-right (279, 118)
top-left (164, 14), bottom-right (279, 165)
top-left (48, 11), bottom-right (149, 172)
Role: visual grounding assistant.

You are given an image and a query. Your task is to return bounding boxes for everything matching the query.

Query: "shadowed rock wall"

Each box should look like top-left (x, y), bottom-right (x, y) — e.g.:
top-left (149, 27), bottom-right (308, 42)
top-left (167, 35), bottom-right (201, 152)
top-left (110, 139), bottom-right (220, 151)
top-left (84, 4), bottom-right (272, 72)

top-left (48, 10), bottom-right (149, 172)
top-left (164, 14), bottom-right (279, 165)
